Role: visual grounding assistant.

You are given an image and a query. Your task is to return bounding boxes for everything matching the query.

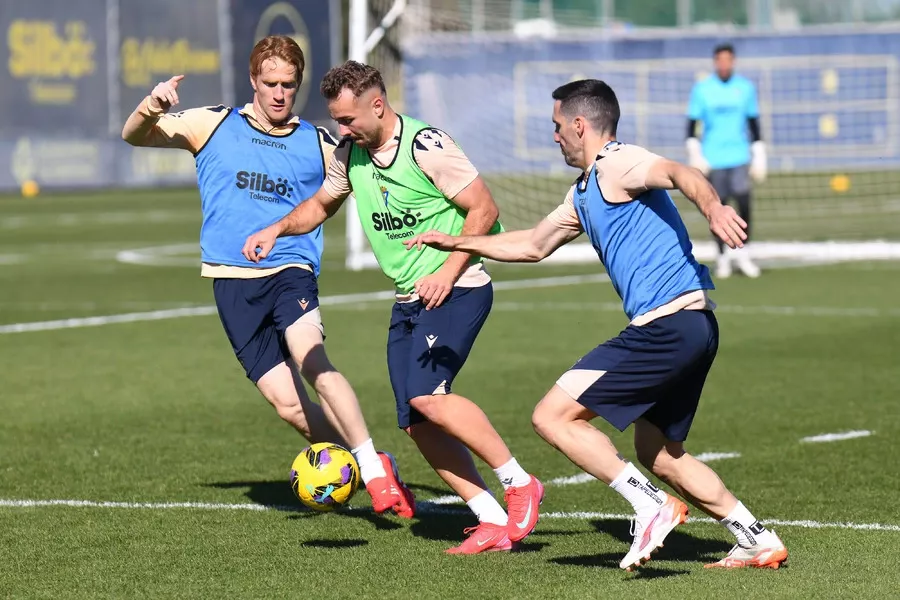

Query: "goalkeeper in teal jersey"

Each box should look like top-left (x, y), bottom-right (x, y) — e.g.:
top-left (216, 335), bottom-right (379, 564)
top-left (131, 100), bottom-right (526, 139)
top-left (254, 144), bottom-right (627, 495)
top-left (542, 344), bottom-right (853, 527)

top-left (686, 43), bottom-right (765, 279)
top-left (244, 61), bottom-right (544, 554)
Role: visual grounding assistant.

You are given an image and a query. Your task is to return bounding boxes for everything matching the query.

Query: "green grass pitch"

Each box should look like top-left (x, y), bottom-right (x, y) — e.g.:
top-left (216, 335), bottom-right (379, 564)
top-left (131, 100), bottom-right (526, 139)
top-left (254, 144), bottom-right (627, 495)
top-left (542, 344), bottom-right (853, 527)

top-left (1, 186), bottom-right (899, 598)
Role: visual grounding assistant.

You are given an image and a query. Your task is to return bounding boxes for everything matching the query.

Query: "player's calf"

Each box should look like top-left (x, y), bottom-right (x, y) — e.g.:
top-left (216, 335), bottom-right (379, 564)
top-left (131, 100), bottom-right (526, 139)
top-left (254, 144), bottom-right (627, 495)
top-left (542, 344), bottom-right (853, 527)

top-left (633, 421), bottom-right (787, 570)
top-left (255, 362), bottom-right (342, 443)
top-left (408, 396), bottom-right (542, 541)
top-left (408, 393), bottom-right (518, 470)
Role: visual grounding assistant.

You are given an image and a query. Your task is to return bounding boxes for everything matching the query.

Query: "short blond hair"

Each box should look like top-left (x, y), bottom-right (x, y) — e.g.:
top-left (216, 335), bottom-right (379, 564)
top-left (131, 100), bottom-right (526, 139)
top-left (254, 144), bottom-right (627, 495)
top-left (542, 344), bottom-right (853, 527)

top-left (250, 35), bottom-right (305, 84)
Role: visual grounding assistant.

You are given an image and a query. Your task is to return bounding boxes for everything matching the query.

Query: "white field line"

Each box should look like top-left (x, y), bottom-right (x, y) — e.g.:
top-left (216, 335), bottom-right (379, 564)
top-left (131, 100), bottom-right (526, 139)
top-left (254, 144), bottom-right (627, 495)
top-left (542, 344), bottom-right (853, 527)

top-left (421, 451), bottom-right (740, 505)
top-left (694, 452), bottom-right (742, 462)
top-left (801, 430), bottom-right (874, 443)
top-left (538, 511), bottom-right (900, 532)
top-left (1, 498), bottom-right (898, 532)
top-left (0, 301), bottom-right (208, 311)
top-left (425, 495), bottom-right (465, 505)
top-left (0, 210), bottom-right (196, 230)
top-left (114, 238), bottom-right (349, 268)
top-left (0, 274), bottom-right (609, 335)
top-left (548, 473), bottom-right (596, 486)
top-left (483, 301), bottom-right (900, 319)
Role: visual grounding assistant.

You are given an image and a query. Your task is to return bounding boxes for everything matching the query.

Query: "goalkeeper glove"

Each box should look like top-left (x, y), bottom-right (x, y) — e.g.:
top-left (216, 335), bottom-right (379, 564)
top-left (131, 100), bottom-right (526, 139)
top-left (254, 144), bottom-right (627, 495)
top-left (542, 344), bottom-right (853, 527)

top-left (749, 141), bottom-right (767, 183)
top-left (685, 137), bottom-right (710, 175)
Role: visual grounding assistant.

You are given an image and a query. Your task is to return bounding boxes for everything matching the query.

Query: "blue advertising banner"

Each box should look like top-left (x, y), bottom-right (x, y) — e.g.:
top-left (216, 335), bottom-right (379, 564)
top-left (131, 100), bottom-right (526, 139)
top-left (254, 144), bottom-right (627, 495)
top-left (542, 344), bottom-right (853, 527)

top-left (0, 0), bottom-right (341, 192)
top-left (402, 30), bottom-right (900, 175)
top-left (0, 1), bottom-right (111, 189)
top-left (230, 0), bottom-right (339, 128)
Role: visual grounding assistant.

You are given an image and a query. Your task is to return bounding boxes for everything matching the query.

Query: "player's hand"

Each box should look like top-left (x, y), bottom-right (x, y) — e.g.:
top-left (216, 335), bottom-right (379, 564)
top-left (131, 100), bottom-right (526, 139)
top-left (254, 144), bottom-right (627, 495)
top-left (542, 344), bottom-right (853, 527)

top-left (414, 268), bottom-right (456, 310)
top-left (242, 225), bottom-right (280, 263)
top-left (708, 204), bottom-right (747, 249)
top-left (404, 230), bottom-right (457, 252)
top-left (149, 75), bottom-right (185, 112)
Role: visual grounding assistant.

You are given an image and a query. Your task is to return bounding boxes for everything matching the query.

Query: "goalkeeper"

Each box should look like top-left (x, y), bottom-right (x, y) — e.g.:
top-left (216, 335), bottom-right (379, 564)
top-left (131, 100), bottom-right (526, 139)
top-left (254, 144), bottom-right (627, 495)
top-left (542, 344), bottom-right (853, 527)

top-left (686, 43), bottom-right (765, 279)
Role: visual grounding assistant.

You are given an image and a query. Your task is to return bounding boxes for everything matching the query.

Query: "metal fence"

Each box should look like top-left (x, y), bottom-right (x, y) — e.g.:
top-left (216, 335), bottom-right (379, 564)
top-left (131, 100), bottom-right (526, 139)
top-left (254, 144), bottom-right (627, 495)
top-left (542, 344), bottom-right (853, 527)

top-left (400, 0), bottom-right (900, 31)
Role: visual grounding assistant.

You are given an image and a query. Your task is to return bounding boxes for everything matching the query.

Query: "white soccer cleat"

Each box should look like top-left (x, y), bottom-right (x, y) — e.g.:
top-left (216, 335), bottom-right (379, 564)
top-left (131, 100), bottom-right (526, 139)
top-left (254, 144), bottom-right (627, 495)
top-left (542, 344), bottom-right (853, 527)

top-left (705, 532), bottom-right (788, 570)
top-left (734, 247), bottom-right (761, 278)
top-left (619, 496), bottom-right (689, 571)
top-left (715, 252), bottom-right (732, 279)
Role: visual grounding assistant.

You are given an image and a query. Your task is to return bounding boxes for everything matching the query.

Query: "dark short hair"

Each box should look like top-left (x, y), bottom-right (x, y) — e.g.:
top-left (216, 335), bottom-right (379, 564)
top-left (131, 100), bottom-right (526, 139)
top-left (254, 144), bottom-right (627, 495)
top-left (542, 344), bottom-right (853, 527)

top-left (551, 79), bottom-right (620, 135)
top-left (320, 60), bottom-right (386, 100)
top-left (714, 43), bottom-right (735, 56)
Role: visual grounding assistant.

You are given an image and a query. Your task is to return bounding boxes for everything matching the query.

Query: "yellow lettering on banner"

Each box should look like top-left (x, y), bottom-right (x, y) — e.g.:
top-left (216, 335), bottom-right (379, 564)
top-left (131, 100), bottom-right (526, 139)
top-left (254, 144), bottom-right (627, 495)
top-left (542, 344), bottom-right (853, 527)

top-left (7, 19), bottom-right (96, 104)
top-left (11, 137), bottom-right (102, 184)
top-left (28, 81), bottom-right (77, 104)
top-left (120, 38), bottom-right (220, 88)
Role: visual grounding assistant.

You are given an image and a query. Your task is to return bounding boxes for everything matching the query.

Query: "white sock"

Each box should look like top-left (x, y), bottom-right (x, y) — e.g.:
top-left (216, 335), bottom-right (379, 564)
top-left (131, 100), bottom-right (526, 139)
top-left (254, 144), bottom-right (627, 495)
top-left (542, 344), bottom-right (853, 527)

top-left (350, 438), bottom-right (386, 485)
top-left (466, 490), bottom-right (508, 526)
top-left (610, 463), bottom-right (668, 519)
top-left (721, 501), bottom-right (770, 548)
top-left (493, 458), bottom-right (531, 490)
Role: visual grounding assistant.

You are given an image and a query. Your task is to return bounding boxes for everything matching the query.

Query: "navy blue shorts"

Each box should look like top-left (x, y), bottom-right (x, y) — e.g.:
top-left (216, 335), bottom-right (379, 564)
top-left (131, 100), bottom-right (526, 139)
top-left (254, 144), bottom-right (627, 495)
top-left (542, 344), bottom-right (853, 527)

top-left (556, 310), bottom-right (719, 442)
top-left (386, 283), bottom-right (492, 429)
top-left (213, 267), bottom-right (322, 383)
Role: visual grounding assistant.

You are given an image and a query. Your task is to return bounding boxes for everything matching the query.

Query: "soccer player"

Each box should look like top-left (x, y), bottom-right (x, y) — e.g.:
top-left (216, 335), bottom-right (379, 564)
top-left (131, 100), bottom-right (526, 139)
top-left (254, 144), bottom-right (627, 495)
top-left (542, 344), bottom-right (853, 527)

top-left (686, 43), bottom-right (765, 279)
top-left (242, 61), bottom-right (544, 554)
top-left (121, 36), bottom-right (414, 518)
top-left (405, 79), bottom-right (788, 570)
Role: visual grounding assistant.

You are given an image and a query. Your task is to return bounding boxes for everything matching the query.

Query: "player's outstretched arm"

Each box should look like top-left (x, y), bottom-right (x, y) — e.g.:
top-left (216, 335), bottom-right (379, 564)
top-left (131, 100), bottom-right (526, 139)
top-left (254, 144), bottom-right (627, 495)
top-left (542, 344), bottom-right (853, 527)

top-left (644, 158), bottom-right (747, 249)
top-left (405, 217), bottom-right (580, 263)
top-left (241, 187), bottom-right (345, 263)
top-left (122, 75), bottom-right (190, 149)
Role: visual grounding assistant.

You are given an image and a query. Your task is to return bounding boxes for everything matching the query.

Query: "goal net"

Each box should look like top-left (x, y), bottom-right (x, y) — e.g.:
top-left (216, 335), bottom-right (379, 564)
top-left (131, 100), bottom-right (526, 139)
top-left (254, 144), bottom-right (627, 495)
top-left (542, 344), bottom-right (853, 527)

top-left (347, 0), bottom-right (900, 269)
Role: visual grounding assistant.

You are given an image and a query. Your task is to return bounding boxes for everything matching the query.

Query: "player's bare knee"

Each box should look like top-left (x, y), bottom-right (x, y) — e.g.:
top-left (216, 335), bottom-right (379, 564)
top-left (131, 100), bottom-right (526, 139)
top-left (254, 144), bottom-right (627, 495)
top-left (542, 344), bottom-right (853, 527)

top-left (532, 387), bottom-right (590, 442)
top-left (531, 402), bottom-right (568, 444)
top-left (531, 406), bottom-right (555, 442)
top-left (262, 391), bottom-right (311, 436)
top-left (285, 321), bottom-right (326, 372)
top-left (409, 395), bottom-right (441, 420)
top-left (296, 346), bottom-right (340, 389)
top-left (277, 403), bottom-right (309, 431)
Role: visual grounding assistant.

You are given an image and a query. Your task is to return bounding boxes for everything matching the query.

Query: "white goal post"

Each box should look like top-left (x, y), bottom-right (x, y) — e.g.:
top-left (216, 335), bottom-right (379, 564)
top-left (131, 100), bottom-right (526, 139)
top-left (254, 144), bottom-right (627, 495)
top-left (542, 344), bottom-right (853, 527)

top-left (345, 0), bottom-right (406, 270)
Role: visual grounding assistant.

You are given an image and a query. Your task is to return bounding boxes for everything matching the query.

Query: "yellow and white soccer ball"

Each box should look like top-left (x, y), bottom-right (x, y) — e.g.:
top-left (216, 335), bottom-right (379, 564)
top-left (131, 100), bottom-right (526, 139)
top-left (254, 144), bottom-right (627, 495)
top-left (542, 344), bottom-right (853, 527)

top-left (290, 442), bottom-right (361, 512)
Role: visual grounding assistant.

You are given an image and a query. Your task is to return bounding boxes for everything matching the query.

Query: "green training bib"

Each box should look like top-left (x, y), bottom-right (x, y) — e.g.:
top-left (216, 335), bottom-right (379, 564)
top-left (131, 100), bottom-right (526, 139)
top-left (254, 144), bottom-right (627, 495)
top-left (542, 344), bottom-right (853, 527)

top-left (348, 114), bottom-right (500, 294)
